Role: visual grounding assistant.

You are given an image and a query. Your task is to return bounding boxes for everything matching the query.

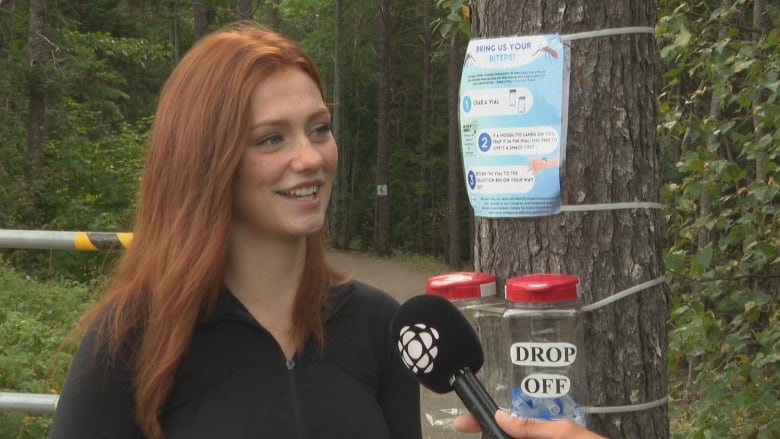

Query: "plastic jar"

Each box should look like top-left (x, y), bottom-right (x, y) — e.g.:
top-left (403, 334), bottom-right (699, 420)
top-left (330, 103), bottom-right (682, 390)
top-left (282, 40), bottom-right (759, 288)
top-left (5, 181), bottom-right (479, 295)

top-left (502, 274), bottom-right (587, 426)
top-left (420, 272), bottom-right (499, 438)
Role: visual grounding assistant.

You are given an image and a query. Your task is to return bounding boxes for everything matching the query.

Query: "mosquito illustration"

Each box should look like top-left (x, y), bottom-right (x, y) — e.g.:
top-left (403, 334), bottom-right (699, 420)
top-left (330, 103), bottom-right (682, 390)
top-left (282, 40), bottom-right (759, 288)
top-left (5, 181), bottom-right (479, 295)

top-left (534, 45), bottom-right (559, 61)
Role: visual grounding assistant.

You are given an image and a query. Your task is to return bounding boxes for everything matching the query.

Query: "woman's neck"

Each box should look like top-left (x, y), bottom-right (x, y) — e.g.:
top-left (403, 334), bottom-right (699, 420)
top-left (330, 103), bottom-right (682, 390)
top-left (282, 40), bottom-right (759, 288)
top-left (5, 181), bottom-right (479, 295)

top-left (225, 233), bottom-right (307, 359)
top-left (226, 235), bottom-right (306, 295)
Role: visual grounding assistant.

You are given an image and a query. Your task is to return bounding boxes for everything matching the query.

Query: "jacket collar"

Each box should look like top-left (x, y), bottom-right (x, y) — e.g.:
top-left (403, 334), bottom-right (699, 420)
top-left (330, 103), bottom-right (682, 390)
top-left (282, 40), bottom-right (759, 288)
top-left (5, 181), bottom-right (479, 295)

top-left (203, 280), bottom-right (357, 325)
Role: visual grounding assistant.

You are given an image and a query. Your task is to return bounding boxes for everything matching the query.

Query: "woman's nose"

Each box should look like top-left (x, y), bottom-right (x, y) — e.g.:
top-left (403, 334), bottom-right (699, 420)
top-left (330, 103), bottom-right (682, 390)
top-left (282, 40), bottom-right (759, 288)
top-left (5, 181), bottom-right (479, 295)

top-left (290, 137), bottom-right (324, 171)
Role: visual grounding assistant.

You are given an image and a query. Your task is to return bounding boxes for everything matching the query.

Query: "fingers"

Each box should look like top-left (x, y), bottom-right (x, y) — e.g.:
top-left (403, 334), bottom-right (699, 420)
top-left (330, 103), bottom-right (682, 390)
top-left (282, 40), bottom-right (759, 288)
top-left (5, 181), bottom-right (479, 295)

top-left (453, 410), bottom-right (606, 439)
top-left (494, 410), bottom-right (550, 438)
top-left (452, 413), bottom-right (483, 433)
top-left (494, 410), bottom-right (606, 439)
top-left (453, 411), bottom-right (550, 437)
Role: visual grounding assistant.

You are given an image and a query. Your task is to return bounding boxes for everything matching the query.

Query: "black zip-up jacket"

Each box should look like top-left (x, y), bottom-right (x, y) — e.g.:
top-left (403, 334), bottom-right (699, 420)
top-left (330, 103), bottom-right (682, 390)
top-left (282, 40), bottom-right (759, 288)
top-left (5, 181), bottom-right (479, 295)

top-left (49, 280), bottom-right (422, 439)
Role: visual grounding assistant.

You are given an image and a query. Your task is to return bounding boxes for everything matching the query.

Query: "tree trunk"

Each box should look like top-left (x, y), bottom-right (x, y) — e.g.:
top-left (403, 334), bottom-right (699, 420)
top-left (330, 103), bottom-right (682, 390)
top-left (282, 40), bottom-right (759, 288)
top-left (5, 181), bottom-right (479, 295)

top-left (469, 2), bottom-right (669, 438)
top-left (752, 0), bottom-right (767, 183)
top-left (416, 0), bottom-right (431, 253)
top-left (328, 0), bottom-right (343, 247)
top-left (699, 0), bottom-right (732, 251)
top-left (1, 0), bottom-right (18, 55)
top-left (237, 0), bottom-right (253, 20)
top-left (374, 0), bottom-right (391, 255)
top-left (264, 0), bottom-right (283, 32)
top-left (26, 0), bottom-right (47, 225)
top-left (170, 1), bottom-right (180, 62)
top-left (193, 0), bottom-right (209, 41)
top-left (447, 35), bottom-right (462, 268)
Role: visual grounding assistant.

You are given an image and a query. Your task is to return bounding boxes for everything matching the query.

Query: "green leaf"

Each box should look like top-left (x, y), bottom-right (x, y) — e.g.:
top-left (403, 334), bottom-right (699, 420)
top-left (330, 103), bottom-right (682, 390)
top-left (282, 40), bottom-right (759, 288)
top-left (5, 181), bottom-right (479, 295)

top-left (674, 25), bottom-right (693, 48)
top-left (695, 245), bottom-right (714, 269)
top-left (438, 22), bottom-right (453, 39)
top-left (757, 240), bottom-right (778, 256)
top-left (665, 251), bottom-right (687, 272)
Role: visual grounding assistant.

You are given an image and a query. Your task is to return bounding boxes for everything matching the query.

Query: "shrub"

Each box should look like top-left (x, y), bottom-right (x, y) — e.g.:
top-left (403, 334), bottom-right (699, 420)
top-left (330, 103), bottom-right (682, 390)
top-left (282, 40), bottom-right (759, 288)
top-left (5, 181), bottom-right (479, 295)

top-left (0, 260), bottom-right (93, 438)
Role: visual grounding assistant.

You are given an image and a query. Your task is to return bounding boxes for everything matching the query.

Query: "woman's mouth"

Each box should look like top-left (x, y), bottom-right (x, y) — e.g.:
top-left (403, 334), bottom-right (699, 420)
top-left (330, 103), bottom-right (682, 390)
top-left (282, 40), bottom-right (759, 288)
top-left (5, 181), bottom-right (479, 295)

top-left (279, 185), bottom-right (320, 201)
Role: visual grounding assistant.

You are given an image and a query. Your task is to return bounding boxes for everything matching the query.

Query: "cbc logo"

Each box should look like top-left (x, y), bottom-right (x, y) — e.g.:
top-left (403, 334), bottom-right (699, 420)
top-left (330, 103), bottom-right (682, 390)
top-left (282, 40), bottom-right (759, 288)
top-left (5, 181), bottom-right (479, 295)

top-left (397, 323), bottom-right (439, 374)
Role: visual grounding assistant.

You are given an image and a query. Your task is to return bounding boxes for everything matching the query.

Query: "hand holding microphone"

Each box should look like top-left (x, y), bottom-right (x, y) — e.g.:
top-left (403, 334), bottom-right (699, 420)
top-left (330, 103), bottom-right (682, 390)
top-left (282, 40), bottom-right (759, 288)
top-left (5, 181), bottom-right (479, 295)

top-left (391, 294), bottom-right (512, 439)
top-left (454, 410), bottom-right (607, 439)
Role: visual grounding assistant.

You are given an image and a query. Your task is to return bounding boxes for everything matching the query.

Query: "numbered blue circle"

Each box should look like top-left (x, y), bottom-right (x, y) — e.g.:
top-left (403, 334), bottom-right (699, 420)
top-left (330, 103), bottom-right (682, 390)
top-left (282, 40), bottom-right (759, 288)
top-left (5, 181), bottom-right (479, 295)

top-left (477, 133), bottom-right (492, 152)
top-left (467, 170), bottom-right (477, 190)
top-left (462, 96), bottom-right (472, 113)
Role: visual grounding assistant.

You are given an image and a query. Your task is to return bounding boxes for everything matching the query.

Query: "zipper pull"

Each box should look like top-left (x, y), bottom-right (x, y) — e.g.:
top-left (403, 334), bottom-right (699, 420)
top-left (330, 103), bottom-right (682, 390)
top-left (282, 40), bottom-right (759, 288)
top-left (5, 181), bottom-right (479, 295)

top-left (286, 359), bottom-right (295, 370)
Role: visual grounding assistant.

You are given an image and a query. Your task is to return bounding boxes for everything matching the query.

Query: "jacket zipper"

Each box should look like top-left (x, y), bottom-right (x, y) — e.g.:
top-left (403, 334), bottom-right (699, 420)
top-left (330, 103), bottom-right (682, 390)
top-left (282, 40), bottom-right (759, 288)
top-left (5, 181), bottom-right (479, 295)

top-left (286, 358), bottom-right (306, 439)
top-left (223, 307), bottom-right (309, 438)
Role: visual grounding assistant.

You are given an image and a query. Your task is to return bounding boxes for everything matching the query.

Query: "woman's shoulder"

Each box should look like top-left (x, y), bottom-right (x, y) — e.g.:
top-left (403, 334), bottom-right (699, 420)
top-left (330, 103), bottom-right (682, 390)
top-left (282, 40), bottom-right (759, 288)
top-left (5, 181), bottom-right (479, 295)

top-left (330, 279), bottom-right (400, 312)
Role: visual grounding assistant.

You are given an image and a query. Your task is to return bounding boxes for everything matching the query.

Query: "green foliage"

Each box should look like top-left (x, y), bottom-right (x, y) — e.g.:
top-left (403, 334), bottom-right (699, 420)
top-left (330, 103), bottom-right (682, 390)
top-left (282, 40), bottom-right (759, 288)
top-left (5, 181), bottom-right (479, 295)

top-left (44, 102), bottom-right (148, 231)
top-left (0, 260), bottom-right (92, 438)
top-left (55, 29), bottom-right (172, 122)
top-left (658, 1), bottom-right (780, 437)
top-left (38, 102), bottom-right (148, 281)
top-left (0, 3), bottom-right (167, 281)
top-left (433, 0), bottom-right (471, 43)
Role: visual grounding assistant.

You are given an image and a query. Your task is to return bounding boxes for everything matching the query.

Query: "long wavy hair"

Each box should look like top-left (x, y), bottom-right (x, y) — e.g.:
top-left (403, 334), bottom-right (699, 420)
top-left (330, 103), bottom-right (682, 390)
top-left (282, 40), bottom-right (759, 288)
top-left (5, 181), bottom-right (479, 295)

top-left (79, 22), bottom-right (346, 439)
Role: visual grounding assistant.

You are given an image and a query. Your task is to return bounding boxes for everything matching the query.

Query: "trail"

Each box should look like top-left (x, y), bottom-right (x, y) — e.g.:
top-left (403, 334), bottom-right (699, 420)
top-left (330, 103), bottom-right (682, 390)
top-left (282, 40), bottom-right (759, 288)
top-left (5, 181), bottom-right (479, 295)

top-left (325, 250), bottom-right (443, 303)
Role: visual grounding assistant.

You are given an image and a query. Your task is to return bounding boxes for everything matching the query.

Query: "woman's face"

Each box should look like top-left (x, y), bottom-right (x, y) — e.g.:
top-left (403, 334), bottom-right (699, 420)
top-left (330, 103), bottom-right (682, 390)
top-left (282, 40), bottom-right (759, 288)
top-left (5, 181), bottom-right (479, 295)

top-left (231, 66), bottom-right (337, 242)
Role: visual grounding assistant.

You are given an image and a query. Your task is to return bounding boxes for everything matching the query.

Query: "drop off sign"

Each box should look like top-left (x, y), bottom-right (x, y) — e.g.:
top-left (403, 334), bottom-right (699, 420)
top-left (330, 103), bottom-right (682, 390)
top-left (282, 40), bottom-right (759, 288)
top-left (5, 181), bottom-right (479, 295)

top-left (511, 342), bottom-right (577, 398)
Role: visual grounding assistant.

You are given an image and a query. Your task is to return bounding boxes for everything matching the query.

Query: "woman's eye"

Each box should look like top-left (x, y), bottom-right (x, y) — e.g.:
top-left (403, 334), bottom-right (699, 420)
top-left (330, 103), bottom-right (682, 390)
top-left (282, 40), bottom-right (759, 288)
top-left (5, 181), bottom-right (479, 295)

top-left (256, 133), bottom-right (283, 146)
top-left (310, 123), bottom-right (332, 140)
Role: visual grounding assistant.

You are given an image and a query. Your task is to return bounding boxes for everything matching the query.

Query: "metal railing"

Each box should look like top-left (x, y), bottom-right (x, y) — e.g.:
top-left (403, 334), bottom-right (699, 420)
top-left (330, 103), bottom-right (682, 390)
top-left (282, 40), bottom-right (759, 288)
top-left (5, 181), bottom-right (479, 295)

top-left (0, 229), bottom-right (132, 251)
top-left (0, 392), bottom-right (59, 413)
top-left (1, 228), bottom-right (130, 414)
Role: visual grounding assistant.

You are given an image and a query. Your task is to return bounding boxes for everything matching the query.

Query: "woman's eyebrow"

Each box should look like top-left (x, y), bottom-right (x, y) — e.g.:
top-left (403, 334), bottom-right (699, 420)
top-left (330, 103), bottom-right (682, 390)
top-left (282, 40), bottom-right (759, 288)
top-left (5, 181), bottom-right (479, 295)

top-left (249, 108), bottom-right (331, 131)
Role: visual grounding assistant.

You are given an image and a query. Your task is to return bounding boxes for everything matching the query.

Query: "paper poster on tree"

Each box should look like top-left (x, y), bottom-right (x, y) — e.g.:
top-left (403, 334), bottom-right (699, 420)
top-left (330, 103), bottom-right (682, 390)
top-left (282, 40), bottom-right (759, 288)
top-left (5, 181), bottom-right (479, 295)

top-left (459, 35), bottom-right (565, 218)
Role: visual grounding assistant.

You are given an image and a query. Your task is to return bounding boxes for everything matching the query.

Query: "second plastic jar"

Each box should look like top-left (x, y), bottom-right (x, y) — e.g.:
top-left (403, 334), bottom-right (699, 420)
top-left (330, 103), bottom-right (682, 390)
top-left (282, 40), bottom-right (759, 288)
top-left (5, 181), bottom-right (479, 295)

top-left (502, 274), bottom-right (587, 426)
top-left (421, 272), bottom-right (498, 438)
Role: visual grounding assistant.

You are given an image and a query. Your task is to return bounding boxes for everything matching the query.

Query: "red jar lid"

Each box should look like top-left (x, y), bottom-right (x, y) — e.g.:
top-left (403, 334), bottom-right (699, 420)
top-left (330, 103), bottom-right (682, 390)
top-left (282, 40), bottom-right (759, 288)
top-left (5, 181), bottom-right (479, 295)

top-left (426, 272), bottom-right (497, 300)
top-left (505, 274), bottom-right (579, 302)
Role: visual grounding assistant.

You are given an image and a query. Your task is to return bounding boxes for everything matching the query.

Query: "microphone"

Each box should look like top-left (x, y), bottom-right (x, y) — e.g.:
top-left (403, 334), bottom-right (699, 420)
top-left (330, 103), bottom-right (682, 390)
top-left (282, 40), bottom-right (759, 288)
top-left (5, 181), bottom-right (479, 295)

top-left (392, 294), bottom-right (511, 439)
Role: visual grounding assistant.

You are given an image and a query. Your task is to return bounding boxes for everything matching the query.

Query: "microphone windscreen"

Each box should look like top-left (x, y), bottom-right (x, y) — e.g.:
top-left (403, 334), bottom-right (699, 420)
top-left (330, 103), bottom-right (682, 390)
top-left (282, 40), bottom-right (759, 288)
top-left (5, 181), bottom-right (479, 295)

top-left (391, 294), bottom-right (484, 394)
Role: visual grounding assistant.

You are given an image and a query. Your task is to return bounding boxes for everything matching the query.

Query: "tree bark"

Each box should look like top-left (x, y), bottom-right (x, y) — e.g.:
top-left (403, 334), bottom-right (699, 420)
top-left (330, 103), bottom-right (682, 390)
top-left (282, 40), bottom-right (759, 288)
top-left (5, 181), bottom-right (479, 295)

top-left (374, 0), bottom-right (391, 255)
top-left (0, 0), bottom-right (18, 55)
top-left (328, 0), bottom-right (343, 246)
top-left (265, 0), bottom-right (283, 33)
top-left (416, 0), bottom-right (431, 253)
top-left (26, 0), bottom-right (47, 225)
top-left (469, 1), bottom-right (669, 438)
top-left (447, 35), bottom-right (462, 268)
top-left (170, 1), bottom-right (180, 62)
top-left (193, 0), bottom-right (209, 41)
top-left (237, 0), bottom-right (253, 20)
top-left (752, 0), bottom-right (767, 182)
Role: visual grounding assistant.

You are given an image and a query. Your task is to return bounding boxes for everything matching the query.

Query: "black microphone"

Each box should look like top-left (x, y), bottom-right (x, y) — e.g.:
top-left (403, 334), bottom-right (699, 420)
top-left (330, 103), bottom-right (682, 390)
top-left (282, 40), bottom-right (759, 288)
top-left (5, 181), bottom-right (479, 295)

top-left (392, 294), bottom-right (511, 439)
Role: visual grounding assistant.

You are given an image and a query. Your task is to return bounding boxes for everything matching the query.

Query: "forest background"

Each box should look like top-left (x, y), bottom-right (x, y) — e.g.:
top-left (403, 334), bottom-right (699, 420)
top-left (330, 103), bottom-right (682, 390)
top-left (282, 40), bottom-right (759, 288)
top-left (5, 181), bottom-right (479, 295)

top-left (0, 0), bottom-right (777, 438)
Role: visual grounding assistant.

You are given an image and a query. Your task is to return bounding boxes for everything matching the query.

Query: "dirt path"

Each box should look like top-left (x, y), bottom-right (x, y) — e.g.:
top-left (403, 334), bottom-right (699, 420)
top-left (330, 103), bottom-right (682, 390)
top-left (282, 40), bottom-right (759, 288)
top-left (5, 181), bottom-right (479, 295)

top-left (325, 250), bottom-right (444, 303)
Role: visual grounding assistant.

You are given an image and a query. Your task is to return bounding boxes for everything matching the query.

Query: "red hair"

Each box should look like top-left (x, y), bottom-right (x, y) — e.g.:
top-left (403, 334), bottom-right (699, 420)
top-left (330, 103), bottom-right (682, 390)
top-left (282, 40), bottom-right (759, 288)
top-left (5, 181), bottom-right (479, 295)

top-left (79, 22), bottom-right (345, 439)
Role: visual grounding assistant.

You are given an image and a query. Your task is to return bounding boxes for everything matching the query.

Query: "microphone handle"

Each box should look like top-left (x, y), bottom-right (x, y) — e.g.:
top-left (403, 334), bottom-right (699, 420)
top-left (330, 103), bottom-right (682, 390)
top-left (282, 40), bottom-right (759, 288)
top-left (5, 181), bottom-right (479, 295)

top-left (451, 367), bottom-right (512, 439)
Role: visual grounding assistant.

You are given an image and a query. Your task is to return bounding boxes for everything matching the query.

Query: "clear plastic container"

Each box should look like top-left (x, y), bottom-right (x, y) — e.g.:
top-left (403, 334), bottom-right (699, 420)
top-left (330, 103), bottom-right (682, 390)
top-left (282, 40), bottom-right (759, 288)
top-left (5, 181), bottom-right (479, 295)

top-left (502, 274), bottom-right (587, 426)
top-left (421, 272), bottom-right (498, 438)
top-left (471, 298), bottom-right (509, 410)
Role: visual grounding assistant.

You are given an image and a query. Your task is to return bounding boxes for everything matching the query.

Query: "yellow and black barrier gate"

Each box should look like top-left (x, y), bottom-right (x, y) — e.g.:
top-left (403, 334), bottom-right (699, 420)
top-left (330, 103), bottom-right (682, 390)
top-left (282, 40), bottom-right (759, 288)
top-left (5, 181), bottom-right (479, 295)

top-left (0, 228), bottom-right (133, 413)
top-left (0, 229), bottom-right (132, 251)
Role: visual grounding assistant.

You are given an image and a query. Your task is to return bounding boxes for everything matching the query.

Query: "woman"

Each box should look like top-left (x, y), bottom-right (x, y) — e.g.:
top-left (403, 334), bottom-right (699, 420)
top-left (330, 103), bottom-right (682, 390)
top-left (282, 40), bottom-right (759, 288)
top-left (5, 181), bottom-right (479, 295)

top-left (49, 22), bottom-right (421, 439)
